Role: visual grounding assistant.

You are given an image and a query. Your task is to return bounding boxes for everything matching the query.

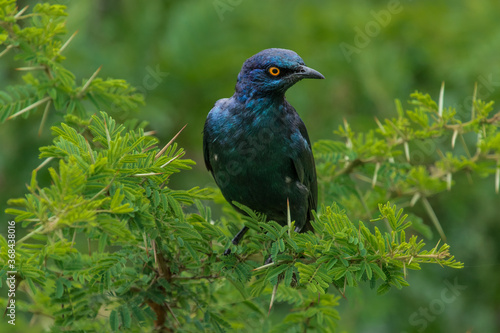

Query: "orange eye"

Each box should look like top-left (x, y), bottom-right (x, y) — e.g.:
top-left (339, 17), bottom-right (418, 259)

top-left (268, 67), bottom-right (280, 76)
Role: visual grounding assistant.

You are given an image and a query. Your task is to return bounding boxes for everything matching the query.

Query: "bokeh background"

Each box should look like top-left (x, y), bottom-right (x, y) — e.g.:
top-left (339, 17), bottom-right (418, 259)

top-left (1, 0), bottom-right (499, 332)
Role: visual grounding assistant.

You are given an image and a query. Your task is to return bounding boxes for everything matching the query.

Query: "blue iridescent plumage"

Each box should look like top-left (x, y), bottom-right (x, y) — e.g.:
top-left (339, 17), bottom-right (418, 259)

top-left (203, 48), bottom-right (324, 251)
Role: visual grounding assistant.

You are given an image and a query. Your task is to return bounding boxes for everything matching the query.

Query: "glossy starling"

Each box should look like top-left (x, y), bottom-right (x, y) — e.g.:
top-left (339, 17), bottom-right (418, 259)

top-left (203, 48), bottom-right (324, 252)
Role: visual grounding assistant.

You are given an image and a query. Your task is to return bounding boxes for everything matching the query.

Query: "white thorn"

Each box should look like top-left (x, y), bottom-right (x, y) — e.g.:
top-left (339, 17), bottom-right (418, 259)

top-left (287, 198), bottom-right (291, 237)
top-left (80, 66), bottom-right (102, 97)
top-left (7, 96), bottom-right (51, 120)
top-left (343, 118), bottom-right (352, 149)
top-left (422, 197), bottom-right (446, 242)
top-left (410, 192), bottom-right (421, 207)
top-left (476, 130), bottom-right (483, 155)
top-left (495, 164), bottom-right (499, 194)
top-left (14, 6), bottom-right (29, 18)
top-left (438, 81), bottom-right (445, 117)
top-left (155, 124), bottom-right (187, 160)
top-left (451, 129), bottom-right (458, 149)
top-left (344, 155), bottom-right (350, 168)
top-left (160, 153), bottom-right (182, 168)
top-left (404, 142), bottom-right (410, 163)
top-left (374, 117), bottom-right (385, 133)
top-left (35, 157), bottom-right (54, 171)
top-left (269, 283), bottom-right (279, 315)
top-left (372, 162), bottom-right (381, 188)
top-left (471, 82), bottom-right (478, 120)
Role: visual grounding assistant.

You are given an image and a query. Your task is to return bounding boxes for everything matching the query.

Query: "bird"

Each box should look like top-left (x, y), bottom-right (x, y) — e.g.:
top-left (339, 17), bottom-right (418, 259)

top-left (203, 48), bottom-right (324, 254)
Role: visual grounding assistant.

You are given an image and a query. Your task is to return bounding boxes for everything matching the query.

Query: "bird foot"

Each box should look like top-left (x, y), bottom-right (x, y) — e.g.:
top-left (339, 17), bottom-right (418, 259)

top-left (264, 254), bottom-right (273, 265)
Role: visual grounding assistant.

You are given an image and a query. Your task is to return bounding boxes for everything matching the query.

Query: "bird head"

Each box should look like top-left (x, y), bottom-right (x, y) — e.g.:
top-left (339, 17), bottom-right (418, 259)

top-left (235, 48), bottom-right (324, 99)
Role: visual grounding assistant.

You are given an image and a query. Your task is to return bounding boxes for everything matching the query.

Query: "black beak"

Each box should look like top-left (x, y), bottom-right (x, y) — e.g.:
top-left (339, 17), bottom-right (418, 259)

top-left (295, 65), bottom-right (325, 80)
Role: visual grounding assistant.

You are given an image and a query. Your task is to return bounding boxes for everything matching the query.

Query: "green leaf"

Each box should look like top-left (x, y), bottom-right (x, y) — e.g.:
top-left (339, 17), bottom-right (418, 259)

top-left (120, 305), bottom-right (131, 329)
top-left (377, 283), bottom-right (391, 295)
top-left (98, 233), bottom-right (108, 252)
top-left (267, 264), bottom-right (289, 283)
top-left (109, 309), bottom-right (119, 331)
top-left (55, 278), bottom-right (64, 298)
top-left (369, 263), bottom-right (387, 280)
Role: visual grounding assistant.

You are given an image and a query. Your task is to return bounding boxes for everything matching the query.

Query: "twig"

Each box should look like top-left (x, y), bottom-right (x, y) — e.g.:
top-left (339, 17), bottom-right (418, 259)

top-left (334, 158), bottom-right (363, 178)
top-left (165, 302), bottom-right (180, 326)
top-left (393, 253), bottom-right (450, 261)
top-left (86, 175), bottom-right (116, 203)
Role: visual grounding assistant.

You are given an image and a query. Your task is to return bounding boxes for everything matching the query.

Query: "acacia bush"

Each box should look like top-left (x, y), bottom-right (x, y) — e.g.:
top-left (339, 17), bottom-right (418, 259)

top-left (1, 2), bottom-right (498, 332)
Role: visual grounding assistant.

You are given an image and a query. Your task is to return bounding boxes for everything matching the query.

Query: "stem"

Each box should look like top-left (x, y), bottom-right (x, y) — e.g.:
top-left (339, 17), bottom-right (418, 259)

top-left (16, 226), bottom-right (44, 245)
top-left (172, 275), bottom-right (220, 280)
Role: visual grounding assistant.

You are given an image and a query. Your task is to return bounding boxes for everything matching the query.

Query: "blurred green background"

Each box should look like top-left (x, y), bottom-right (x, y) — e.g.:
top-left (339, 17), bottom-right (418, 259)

top-left (1, 0), bottom-right (499, 331)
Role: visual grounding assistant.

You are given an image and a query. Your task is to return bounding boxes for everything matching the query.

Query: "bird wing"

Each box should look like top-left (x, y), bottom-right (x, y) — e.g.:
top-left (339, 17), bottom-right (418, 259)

top-left (292, 118), bottom-right (318, 232)
top-left (203, 99), bottom-right (227, 174)
top-left (202, 116), bottom-right (213, 173)
top-left (203, 98), bottom-right (233, 175)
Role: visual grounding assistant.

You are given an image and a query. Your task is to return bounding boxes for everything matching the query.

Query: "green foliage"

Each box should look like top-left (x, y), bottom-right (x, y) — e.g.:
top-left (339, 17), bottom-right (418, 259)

top-left (4, 2), bottom-right (500, 332)
top-left (0, 2), bottom-right (143, 127)
top-left (2, 110), bottom-right (212, 330)
top-left (1, 109), bottom-right (463, 331)
top-left (314, 89), bottom-right (500, 240)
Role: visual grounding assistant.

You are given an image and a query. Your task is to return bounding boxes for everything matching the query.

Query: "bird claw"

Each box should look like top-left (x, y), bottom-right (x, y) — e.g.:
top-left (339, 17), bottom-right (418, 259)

top-left (264, 254), bottom-right (273, 265)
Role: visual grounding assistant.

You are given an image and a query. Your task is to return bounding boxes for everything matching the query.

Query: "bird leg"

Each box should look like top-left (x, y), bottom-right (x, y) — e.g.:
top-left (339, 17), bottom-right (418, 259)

top-left (224, 226), bottom-right (249, 255)
top-left (264, 254), bottom-right (273, 265)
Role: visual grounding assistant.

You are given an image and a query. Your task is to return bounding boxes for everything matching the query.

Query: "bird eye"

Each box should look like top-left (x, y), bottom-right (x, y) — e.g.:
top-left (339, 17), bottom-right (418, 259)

top-left (268, 67), bottom-right (280, 76)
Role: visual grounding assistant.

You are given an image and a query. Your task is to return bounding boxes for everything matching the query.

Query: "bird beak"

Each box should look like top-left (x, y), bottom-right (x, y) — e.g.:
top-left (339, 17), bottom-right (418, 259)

top-left (295, 65), bottom-right (325, 80)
